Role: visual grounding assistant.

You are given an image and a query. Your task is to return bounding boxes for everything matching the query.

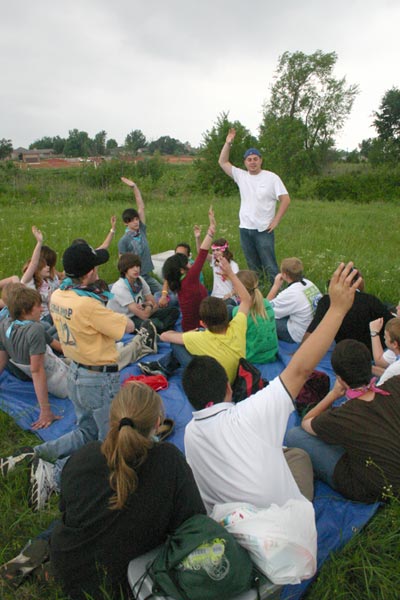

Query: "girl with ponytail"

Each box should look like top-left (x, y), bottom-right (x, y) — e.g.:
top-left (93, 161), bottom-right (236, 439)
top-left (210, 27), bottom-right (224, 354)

top-left (232, 270), bottom-right (279, 364)
top-left (50, 382), bottom-right (205, 600)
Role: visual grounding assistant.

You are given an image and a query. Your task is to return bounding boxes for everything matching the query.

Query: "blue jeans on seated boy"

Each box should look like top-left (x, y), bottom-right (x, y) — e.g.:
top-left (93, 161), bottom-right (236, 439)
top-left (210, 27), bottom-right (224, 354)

top-left (275, 315), bottom-right (296, 343)
top-left (286, 426), bottom-right (345, 489)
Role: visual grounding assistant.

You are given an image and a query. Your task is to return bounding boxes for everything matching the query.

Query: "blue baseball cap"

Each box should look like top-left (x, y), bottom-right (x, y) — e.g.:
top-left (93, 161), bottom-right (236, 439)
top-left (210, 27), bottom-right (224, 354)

top-left (243, 148), bottom-right (262, 159)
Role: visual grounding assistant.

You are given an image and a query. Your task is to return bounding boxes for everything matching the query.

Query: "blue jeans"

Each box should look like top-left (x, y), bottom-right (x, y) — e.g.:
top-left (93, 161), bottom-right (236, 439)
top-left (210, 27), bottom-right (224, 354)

top-left (154, 290), bottom-right (180, 308)
top-left (142, 273), bottom-right (163, 295)
top-left (157, 343), bottom-right (193, 376)
top-left (275, 316), bottom-right (296, 343)
top-left (286, 426), bottom-right (346, 489)
top-left (239, 228), bottom-right (279, 284)
top-left (35, 362), bottom-right (120, 463)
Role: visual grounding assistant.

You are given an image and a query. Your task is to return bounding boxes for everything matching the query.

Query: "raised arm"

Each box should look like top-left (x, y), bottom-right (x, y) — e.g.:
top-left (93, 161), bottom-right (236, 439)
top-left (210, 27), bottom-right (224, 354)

top-left (280, 262), bottom-right (361, 400)
top-left (369, 317), bottom-right (388, 367)
top-left (121, 177), bottom-right (145, 223)
top-left (199, 206), bottom-right (216, 253)
top-left (21, 226), bottom-right (43, 285)
top-left (97, 215), bottom-right (117, 250)
top-left (217, 257), bottom-right (251, 315)
top-left (218, 128), bottom-right (236, 178)
top-left (267, 273), bottom-right (284, 301)
top-left (193, 224), bottom-right (202, 255)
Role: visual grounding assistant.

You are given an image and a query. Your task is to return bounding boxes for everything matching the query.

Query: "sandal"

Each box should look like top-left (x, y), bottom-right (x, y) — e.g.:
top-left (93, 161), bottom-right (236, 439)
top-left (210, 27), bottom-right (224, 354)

top-left (155, 418), bottom-right (175, 442)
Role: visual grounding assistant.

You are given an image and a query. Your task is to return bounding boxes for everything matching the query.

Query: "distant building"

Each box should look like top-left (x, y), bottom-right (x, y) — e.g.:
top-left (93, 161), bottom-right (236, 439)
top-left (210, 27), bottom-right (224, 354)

top-left (11, 147), bottom-right (54, 163)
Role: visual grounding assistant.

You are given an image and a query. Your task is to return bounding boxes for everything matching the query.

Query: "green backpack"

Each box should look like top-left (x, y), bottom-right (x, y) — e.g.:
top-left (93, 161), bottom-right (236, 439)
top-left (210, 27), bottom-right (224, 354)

top-left (149, 514), bottom-right (256, 600)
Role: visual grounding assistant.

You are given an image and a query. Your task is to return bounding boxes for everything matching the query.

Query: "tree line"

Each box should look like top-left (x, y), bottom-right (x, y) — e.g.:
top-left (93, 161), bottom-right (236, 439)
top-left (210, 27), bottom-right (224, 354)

top-left (1, 49), bottom-right (399, 183)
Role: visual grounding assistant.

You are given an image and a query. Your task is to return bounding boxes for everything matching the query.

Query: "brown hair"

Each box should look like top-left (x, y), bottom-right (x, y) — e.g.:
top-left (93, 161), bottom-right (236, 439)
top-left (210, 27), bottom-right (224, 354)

top-left (385, 317), bottom-right (400, 347)
top-left (7, 286), bottom-right (41, 320)
top-left (22, 257), bottom-right (47, 290)
top-left (1, 282), bottom-right (24, 306)
top-left (199, 296), bottom-right (229, 333)
top-left (117, 253), bottom-right (142, 278)
top-left (280, 257), bottom-right (304, 282)
top-left (41, 245), bottom-right (58, 279)
top-left (101, 383), bottom-right (164, 510)
top-left (236, 270), bottom-right (267, 322)
top-left (212, 238), bottom-right (234, 262)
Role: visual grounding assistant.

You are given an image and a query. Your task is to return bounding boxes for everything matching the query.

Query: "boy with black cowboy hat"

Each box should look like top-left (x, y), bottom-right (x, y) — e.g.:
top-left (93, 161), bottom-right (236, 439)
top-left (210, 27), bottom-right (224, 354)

top-left (0, 242), bottom-right (156, 511)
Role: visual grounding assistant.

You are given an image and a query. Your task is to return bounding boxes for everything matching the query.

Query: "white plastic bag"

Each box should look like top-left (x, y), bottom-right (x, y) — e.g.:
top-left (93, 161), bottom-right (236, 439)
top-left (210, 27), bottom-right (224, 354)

top-left (210, 500), bottom-right (317, 585)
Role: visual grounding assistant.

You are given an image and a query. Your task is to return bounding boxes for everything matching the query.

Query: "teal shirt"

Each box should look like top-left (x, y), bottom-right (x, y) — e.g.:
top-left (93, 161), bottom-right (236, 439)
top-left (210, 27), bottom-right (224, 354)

top-left (232, 299), bottom-right (278, 364)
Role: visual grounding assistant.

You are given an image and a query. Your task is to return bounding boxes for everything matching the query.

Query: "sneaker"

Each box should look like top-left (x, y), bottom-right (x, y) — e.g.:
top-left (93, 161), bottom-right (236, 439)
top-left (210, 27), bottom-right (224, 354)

top-left (28, 457), bottom-right (57, 512)
top-left (138, 361), bottom-right (166, 377)
top-left (0, 446), bottom-right (35, 477)
top-left (139, 319), bottom-right (158, 353)
top-left (0, 538), bottom-right (49, 588)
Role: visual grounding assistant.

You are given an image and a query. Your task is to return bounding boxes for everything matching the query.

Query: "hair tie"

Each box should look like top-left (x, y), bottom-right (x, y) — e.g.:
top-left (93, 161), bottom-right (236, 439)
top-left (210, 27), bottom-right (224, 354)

top-left (118, 417), bottom-right (136, 431)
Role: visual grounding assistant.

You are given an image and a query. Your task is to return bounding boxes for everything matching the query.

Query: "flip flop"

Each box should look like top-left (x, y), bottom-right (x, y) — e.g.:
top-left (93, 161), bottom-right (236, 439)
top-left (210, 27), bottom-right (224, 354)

top-left (155, 418), bottom-right (175, 442)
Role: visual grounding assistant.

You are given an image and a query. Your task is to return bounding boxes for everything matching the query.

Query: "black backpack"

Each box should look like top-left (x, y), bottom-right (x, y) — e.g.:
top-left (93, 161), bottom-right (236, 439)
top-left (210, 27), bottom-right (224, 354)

top-left (232, 358), bottom-right (268, 403)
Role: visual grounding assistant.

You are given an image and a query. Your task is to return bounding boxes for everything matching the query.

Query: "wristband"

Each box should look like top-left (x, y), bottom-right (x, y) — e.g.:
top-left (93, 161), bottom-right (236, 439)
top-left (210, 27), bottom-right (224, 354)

top-left (161, 290), bottom-right (168, 295)
top-left (110, 229), bottom-right (116, 233)
top-left (370, 331), bottom-right (379, 337)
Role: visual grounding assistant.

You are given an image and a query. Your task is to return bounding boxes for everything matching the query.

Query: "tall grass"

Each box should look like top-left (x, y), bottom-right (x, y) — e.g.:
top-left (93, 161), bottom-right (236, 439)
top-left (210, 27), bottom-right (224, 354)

top-left (1, 171), bottom-right (399, 303)
top-left (0, 165), bottom-right (400, 599)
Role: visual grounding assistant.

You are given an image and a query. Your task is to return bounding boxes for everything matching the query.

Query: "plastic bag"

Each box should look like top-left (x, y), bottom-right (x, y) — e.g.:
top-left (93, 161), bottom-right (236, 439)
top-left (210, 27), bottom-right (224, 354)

top-left (210, 499), bottom-right (317, 585)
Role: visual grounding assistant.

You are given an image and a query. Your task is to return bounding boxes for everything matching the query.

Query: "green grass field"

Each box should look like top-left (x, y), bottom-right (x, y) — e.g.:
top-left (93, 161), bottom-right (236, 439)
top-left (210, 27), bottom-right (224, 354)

top-left (1, 165), bottom-right (400, 599)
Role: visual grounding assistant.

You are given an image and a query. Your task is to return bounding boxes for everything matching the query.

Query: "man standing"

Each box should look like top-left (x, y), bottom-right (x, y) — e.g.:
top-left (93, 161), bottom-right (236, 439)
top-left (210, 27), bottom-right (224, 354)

top-left (218, 128), bottom-right (290, 284)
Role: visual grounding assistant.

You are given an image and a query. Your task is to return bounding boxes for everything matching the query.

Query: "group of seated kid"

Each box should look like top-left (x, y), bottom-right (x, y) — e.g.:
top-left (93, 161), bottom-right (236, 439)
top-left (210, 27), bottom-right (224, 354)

top-left (0, 176), bottom-right (400, 600)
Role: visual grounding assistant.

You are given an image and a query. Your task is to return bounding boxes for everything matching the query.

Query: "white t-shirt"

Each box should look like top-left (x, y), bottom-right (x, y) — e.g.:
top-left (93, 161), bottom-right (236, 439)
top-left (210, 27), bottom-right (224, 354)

top-left (231, 166), bottom-right (288, 231)
top-left (383, 349), bottom-right (396, 365)
top-left (184, 377), bottom-right (305, 514)
top-left (378, 357), bottom-right (400, 385)
top-left (270, 279), bottom-right (322, 343)
top-left (211, 258), bottom-right (239, 298)
top-left (107, 277), bottom-right (151, 316)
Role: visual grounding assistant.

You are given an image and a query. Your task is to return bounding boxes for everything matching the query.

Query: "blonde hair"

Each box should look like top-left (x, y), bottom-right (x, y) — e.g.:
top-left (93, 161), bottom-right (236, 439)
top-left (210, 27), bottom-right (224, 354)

top-left (385, 317), bottom-right (400, 347)
top-left (280, 257), bottom-right (304, 282)
top-left (236, 270), bottom-right (267, 323)
top-left (101, 383), bottom-right (164, 510)
top-left (2, 282), bottom-right (25, 306)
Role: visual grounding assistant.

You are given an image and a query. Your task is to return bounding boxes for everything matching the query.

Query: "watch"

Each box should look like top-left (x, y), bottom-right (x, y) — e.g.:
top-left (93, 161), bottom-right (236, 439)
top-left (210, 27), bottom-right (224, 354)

top-left (370, 331), bottom-right (379, 337)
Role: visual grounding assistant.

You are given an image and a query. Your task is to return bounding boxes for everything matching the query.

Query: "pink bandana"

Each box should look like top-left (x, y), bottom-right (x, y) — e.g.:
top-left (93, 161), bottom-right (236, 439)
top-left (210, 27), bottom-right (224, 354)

top-left (345, 377), bottom-right (390, 400)
top-left (212, 242), bottom-right (229, 252)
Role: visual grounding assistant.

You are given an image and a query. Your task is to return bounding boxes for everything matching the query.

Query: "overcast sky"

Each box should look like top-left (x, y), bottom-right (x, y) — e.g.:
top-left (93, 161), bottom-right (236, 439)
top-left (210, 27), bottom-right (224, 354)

top-left (1, 0), bottom-right (398, 150)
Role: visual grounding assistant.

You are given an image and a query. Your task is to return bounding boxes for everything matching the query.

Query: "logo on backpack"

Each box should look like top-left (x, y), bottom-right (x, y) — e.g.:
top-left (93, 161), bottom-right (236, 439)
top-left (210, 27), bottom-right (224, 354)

top-left (178, 538), bottom-right (230, 581)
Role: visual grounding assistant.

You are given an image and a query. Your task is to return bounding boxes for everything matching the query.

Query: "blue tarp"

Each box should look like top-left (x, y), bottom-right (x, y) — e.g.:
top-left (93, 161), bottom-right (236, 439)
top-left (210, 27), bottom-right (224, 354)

top-left (0, 338), bottom-right (380, 599)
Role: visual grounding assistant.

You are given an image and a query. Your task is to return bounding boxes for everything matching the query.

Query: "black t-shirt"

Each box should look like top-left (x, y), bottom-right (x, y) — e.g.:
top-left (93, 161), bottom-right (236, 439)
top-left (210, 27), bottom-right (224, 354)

top-left (312, 376), bottom-right (400, 503)
top-left (306, 291), bottom-right (392, 354)
top-left (50, 441), bottom-right (205, 600)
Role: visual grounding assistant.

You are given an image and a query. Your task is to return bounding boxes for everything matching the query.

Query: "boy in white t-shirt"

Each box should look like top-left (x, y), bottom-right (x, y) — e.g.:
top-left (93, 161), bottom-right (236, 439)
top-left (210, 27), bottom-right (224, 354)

top-left (267, 257), bottom-right (322, 343)
top-left (183, 262), bottom-right (362, 512)
top-left (370, 316), bottom-right (400, 384)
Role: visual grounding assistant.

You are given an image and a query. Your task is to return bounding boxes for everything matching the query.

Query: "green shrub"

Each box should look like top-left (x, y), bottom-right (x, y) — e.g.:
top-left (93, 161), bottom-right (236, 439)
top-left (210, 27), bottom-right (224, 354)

top-left (297, 166), bottom-right (400, 202)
